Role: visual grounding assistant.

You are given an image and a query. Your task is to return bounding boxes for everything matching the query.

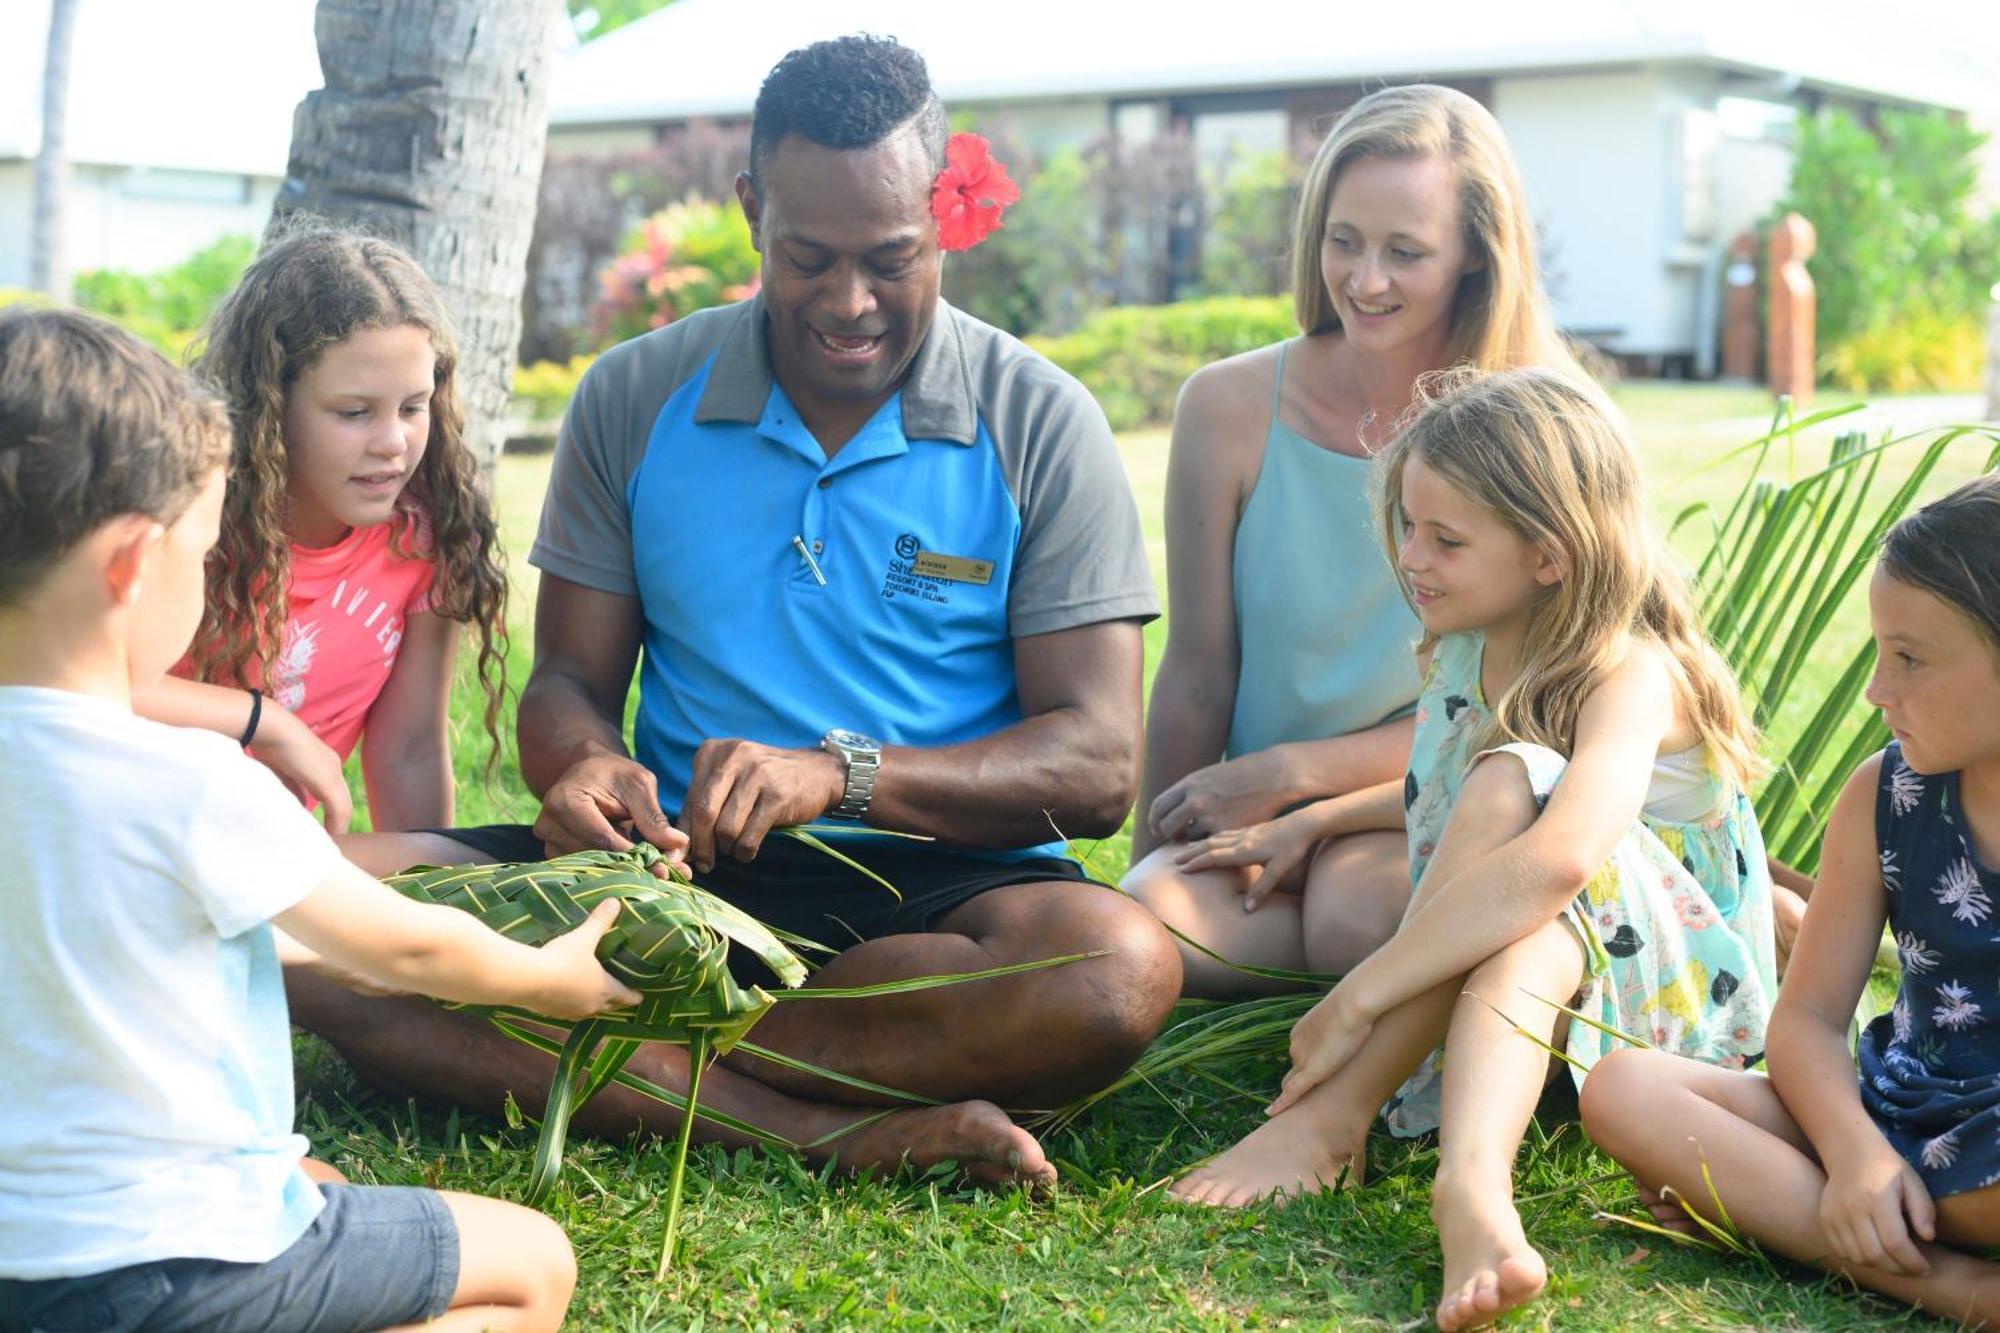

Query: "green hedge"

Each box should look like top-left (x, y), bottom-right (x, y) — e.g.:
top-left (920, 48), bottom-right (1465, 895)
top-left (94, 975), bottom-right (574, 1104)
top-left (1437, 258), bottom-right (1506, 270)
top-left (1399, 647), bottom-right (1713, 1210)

top-left (1029, 295), bottom-right (1296, 430)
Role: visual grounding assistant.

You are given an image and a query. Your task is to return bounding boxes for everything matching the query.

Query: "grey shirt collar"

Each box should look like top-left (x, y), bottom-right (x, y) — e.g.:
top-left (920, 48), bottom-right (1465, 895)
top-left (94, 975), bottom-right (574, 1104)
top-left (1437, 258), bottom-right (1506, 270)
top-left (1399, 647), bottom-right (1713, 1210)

top-left (693, 293), bottom-right (977, 446)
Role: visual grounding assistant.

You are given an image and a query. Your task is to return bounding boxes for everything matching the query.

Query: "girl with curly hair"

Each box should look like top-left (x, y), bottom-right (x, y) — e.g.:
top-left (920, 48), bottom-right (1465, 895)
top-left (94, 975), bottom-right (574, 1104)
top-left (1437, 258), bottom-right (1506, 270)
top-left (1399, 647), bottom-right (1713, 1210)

top-left (135, 219), bottom-right (508, 837)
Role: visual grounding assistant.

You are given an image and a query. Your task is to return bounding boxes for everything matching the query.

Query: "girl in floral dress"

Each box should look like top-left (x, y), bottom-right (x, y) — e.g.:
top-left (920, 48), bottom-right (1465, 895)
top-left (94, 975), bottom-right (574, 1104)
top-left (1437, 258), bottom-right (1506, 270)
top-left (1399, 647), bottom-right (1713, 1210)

top-left (1583, 474), bottom-right (2000, 1327)
top-left (1169, 367), bottom-right (1775, 1331)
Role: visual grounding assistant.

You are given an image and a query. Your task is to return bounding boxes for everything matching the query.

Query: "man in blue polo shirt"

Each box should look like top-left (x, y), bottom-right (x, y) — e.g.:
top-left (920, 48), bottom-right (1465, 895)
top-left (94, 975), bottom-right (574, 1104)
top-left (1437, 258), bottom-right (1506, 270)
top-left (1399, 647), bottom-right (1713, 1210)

top-left (297, 35), bottom-right (1179, 1187)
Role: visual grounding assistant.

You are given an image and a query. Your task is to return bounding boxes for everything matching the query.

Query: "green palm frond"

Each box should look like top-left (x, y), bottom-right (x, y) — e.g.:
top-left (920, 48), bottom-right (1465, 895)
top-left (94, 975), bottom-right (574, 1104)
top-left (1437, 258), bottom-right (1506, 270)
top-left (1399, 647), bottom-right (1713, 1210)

top-left (386, 841), bottom-right (1089, 1273)
top-left (1688, 418), bottom-right (1999, 869)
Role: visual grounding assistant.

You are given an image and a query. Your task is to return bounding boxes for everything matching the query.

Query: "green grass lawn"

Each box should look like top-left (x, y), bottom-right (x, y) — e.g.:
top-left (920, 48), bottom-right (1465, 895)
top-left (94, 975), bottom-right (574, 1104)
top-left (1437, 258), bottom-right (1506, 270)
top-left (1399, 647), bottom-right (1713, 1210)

top-left (313, 383), bottom-right (1994, 1329)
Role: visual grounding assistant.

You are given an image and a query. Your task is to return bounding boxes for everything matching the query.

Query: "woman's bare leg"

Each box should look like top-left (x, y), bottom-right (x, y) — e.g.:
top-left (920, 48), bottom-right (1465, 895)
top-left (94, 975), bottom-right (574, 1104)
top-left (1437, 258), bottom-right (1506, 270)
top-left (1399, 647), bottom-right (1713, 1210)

top-left (1124, 831), bottom-right (1413, 998)
top-left (1122, 847), bottom-right (1311, 997)
top-left (1581, 1049), bottom-right (2000, 1326)
top-left (1299, 830), bottom-right (1411, 976)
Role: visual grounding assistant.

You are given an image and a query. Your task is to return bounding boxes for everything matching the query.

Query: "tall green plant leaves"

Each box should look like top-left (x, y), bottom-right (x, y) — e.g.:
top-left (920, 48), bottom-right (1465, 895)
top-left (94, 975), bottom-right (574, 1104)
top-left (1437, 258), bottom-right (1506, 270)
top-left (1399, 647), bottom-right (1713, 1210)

top-left (1684, 418), bottom-right (1999, 869)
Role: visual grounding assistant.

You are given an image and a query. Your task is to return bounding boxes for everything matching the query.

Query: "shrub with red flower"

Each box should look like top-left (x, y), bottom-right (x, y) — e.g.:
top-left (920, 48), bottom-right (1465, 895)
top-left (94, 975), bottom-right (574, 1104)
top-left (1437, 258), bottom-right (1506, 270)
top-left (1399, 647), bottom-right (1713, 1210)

top-left (931, 133), bottom-right (1020, 252)
top-left (589, 199), bottom-right (760, 348)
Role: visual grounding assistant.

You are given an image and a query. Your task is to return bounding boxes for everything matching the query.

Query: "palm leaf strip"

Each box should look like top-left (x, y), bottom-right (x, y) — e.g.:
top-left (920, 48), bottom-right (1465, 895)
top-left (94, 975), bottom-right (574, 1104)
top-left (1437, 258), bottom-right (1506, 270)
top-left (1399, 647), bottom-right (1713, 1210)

top-left (384, 842), bottom-right (1086, 1272)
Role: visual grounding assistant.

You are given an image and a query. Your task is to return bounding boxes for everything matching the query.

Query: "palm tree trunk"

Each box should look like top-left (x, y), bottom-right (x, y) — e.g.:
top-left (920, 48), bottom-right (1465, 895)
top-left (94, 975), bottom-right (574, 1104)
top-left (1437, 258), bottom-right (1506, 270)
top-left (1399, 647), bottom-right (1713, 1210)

top-left (275, 0), bottom-right (563, 469)
top-left (29, 0), bottom-right (79, 303)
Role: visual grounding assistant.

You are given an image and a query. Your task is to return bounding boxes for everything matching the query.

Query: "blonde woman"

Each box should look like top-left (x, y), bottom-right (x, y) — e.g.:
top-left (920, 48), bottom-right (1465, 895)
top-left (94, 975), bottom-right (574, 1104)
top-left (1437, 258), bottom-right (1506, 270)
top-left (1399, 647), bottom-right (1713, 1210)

top-left (1124, 84), bottom-right (1581, 995)
top-left (1172, 368), bottom-right (1778, 1333)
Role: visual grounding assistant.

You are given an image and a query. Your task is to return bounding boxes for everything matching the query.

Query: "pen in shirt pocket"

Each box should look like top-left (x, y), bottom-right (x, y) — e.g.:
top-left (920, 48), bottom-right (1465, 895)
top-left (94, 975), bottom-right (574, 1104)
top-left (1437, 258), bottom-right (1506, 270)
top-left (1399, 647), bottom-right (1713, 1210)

top-left (791, 534), bottom-right (827, 586)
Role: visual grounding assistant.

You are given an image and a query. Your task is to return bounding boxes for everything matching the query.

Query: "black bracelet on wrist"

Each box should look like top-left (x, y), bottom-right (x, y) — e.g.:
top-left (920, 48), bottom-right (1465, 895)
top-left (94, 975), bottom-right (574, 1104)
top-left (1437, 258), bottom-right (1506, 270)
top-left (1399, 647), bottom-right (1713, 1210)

top-left (239, 688), bottom-right (264, 748)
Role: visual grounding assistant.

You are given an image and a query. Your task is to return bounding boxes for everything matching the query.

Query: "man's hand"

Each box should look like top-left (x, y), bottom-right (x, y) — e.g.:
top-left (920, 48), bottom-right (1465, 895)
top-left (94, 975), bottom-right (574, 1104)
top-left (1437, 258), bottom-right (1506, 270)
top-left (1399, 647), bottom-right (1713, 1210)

top-left (681, 738), bottom-right (845, 872)
top-left (533, 749), bottom-right (689, 865)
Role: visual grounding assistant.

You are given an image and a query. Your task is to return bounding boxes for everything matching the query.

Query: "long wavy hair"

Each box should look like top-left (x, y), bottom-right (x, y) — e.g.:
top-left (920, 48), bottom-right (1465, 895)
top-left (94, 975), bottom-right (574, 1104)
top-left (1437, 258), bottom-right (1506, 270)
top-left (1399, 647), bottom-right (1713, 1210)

top-left (1292, 84), bottom-right (1578, 376)
top-left (187, 217), bottom-right (509, 763)
top-left (1377, 367), bottom-right (1763, 789)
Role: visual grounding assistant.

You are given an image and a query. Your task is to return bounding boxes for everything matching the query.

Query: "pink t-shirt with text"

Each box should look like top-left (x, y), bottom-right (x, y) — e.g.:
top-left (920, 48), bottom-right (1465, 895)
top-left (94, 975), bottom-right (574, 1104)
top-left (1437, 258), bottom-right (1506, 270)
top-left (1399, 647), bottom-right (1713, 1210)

top-left (265, 519), bottom-right (436, 764)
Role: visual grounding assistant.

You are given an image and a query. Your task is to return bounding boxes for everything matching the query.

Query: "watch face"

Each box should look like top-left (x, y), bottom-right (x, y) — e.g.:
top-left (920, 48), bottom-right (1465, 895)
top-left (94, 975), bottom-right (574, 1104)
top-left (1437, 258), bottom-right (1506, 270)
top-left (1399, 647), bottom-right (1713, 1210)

top-left (826, 728), bottom-right (879, 753)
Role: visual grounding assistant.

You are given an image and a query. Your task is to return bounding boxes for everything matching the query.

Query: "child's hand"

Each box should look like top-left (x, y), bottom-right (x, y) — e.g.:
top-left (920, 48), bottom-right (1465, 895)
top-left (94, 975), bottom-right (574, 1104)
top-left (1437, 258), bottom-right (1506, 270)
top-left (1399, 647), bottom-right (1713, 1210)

top-left (250, 704), bottom-right (353, 832)
top-left (1266, 985), bottom-right (1374, 1116)
top-left (528, 899), bottom-right (645, 1020)
top-left (1172, 814), bottom-right (1313, 912)
top-left (1820, 1146), bottom-right (1936, 1276)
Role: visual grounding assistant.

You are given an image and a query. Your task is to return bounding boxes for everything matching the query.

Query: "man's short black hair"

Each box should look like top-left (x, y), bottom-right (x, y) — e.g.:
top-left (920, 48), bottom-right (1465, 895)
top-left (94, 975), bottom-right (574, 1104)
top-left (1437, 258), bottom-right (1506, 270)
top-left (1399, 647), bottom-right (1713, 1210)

top-left (748, 34), bottom-right (948, 183)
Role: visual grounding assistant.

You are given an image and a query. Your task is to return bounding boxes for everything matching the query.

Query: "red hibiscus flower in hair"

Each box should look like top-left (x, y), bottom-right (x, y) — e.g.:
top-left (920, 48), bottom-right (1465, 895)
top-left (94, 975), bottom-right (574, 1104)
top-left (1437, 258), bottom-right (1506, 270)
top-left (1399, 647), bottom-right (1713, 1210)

top-left (930, 132), bottom-right (1020, 252)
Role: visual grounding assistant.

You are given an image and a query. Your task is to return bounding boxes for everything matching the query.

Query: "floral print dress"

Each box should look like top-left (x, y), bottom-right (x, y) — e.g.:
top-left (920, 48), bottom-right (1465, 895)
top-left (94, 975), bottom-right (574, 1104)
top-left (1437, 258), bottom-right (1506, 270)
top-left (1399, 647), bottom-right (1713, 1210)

top-left (1858, 741), bottom-right (2000, 1198)
top-left (1383, 631), bottom-right (1779, 1136)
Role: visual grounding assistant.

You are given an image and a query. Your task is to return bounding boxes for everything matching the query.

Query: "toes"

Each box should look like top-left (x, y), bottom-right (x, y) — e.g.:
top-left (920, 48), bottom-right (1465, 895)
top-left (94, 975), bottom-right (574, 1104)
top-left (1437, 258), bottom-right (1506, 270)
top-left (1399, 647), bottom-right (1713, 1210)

top-left (1496, 1253), bottom-right (1547, 1303)
top-left (1471, 1269), bottom-right (1502, 1316)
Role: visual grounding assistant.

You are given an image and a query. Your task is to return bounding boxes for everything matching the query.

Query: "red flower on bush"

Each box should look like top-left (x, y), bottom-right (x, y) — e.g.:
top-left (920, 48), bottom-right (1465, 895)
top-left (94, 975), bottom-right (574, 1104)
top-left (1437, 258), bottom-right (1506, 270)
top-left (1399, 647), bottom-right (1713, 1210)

top-left (930, 133), bottom-right (1020, 252)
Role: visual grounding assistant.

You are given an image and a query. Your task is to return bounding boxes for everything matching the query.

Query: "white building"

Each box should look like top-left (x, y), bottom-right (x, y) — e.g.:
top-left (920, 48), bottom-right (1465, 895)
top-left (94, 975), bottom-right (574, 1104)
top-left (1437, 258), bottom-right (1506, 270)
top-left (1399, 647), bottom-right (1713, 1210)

top-left (546, 0), bottom-right (2000, 370)
top-left (0, 0), bottom-right (319, 289)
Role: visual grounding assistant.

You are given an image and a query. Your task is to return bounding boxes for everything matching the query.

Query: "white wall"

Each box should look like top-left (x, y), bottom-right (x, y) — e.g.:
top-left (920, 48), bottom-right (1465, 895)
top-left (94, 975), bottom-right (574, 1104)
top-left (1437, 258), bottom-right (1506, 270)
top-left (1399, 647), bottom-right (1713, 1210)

top-left (1495, 69), bottom-right (1682, 356)
top-left (0, 161), bottom-right (279, 289)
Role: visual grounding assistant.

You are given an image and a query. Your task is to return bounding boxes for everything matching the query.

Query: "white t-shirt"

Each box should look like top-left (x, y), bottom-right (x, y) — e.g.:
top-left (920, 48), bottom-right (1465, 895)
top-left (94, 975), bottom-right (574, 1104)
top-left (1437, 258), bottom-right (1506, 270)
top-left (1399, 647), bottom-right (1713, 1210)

top-left (0, 687), bottom-right (345, 1279)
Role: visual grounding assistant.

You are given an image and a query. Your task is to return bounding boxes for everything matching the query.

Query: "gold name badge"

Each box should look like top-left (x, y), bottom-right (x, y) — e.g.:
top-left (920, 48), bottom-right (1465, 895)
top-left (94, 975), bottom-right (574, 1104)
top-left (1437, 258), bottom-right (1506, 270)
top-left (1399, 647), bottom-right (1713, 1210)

top-left (912, 550), bottom-right (994, 585)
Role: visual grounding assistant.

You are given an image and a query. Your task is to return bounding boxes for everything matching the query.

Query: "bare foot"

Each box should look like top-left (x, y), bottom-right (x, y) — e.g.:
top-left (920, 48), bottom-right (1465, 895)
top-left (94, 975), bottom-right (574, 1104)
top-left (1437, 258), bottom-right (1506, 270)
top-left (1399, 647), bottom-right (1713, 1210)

top-left (1433, 1176), bottom-right (1548, 1331)
top-left (808, 1099), bottom-right (1056, 1191)
top-left (1170, 1085), bottom-right (1367, 1207)
top-left (1635, 1181), bottom-right (1699, 1236)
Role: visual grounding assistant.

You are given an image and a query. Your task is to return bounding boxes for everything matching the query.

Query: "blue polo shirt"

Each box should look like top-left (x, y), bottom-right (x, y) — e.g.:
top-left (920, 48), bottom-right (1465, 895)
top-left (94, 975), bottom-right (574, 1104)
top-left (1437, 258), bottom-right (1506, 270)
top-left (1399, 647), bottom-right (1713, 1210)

top-left (530, 296), bottom-right (1157, 857)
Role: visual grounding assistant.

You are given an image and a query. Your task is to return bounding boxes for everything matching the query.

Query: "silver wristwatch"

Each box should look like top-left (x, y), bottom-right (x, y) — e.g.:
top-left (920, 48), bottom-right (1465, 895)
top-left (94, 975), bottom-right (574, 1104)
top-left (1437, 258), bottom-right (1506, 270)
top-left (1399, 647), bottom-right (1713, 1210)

top-left (820, 728), bottom-right (881, 819)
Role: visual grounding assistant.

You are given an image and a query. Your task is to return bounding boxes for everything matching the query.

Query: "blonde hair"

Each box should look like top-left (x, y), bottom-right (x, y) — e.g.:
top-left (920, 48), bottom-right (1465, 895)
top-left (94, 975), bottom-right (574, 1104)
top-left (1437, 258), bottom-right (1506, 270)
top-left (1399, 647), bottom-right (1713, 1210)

top-left (1377, 367), bottom-right (1764, 789)
top-left (1292, 85), bottom-right (1576, 375)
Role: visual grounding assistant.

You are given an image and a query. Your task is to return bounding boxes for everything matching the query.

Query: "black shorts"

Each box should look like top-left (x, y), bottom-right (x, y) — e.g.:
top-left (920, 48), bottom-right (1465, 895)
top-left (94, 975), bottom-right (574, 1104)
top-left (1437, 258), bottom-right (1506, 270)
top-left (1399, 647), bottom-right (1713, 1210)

top-left (431, 823), bottom-right (1099, 983)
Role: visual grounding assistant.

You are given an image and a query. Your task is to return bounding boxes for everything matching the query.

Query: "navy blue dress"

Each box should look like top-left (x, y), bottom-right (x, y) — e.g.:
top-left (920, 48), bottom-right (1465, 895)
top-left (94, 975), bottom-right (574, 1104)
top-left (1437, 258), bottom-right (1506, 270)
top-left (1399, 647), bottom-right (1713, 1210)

top-left (1857, 742), bottom-right (2000, 1197)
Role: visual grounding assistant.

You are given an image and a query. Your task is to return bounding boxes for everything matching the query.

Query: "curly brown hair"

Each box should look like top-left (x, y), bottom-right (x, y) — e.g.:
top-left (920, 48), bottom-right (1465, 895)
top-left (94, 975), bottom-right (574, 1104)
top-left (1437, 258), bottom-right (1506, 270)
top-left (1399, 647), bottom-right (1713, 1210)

top-left (187, 216), bottom-right (510, 766)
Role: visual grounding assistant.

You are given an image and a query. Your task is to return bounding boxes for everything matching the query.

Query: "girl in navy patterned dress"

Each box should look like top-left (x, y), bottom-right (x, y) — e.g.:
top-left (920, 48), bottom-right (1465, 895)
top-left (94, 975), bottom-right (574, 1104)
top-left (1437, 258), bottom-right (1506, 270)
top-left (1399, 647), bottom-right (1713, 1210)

top-left (1583, 474), bottom-right (2000, 1326)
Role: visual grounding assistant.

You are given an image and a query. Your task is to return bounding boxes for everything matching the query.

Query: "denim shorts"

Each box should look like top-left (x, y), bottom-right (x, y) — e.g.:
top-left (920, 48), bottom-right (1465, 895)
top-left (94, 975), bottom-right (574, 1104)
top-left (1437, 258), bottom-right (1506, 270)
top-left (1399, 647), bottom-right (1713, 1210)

top-left (0, 1184), bottom-right (459, 1333)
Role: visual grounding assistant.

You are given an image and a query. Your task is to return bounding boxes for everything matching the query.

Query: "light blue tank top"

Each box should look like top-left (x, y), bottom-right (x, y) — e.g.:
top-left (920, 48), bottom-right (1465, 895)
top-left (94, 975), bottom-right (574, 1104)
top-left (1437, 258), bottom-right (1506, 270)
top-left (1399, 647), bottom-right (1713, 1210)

top-left (1225, 342), bottom-right (1423, 759)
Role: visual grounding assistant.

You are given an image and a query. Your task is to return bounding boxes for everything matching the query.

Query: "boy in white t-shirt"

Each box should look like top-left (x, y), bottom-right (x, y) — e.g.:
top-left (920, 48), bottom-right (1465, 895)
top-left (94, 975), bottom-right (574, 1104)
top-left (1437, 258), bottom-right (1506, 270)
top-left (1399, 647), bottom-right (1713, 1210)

top-left (0, 309), bottom-right (641, 1331)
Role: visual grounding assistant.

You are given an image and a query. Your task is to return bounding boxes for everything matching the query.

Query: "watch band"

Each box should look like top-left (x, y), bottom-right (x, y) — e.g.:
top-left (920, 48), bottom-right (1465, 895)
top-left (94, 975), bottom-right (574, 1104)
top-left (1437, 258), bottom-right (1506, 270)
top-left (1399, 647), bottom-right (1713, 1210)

top-left (831, 750), bottom-right (878, 819)
top-left (821, 730), bottom-right (881, 819)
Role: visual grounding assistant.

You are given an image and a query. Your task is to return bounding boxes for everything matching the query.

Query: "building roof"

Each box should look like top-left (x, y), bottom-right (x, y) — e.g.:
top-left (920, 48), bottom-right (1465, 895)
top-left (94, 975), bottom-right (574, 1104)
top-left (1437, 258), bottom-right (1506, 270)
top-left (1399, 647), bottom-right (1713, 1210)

top-left (550, 0), bottom-right (2000, 127)
top-left (1, 0), bottom-right (321, 175)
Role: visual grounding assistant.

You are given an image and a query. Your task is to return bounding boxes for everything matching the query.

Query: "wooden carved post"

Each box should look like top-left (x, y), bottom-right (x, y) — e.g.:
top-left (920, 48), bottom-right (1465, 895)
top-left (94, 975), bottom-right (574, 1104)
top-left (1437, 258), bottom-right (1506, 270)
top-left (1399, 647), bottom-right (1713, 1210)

top-left (1766, 213), bottom-right (1816, 406)
top-left (1721, 230), bottom-right (1759, 381)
